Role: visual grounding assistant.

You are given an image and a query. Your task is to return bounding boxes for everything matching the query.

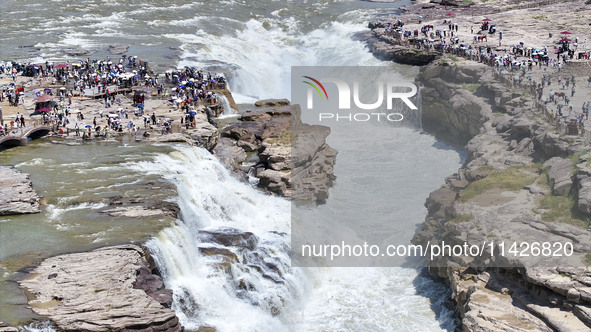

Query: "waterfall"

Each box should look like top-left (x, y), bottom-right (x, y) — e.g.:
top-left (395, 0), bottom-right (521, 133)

top-left (131, 146), bottom-right (306, 331)
top-left (415, 84), bottom-right (424, 130)
top-left (218, 94), bottom-right (237, 118)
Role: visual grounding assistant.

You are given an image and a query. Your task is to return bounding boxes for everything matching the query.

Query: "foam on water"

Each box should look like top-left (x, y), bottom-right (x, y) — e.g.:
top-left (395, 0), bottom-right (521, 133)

top-left (130, 127), bottom-right (461, 331)
top-left (132, 146), bottom-right (306, 331)
top-left (47, 202), bottom-right (108, 221)
top-left (299, 267), bottom-right (455, 331)
top-left (19, 321), bottom-right (56, 332)
top-left (176, 18), bottom-right (380, 100)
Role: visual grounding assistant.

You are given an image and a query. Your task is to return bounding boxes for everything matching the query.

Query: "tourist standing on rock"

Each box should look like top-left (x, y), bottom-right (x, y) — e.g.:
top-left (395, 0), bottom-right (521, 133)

top-left (20, 114), bottom-right (25, 127)
top-left (151, 113), bottom-right (156, 125)
top-left (572, 86), bottom-right (575, 97)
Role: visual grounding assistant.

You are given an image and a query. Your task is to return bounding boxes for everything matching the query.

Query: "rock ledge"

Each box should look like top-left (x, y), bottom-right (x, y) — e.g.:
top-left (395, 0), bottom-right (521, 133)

top-left (19, 244), bottom-right (182, 332)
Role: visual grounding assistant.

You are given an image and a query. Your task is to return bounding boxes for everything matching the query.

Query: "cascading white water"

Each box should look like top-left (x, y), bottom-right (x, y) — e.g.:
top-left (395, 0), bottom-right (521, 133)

top-left (132, 146), bottom-right (306, 331)
top-left (217, 94), bottom-right (237, 118)
top-left (133, 127), bottom-right (462, 331)
top-left (176, 18), bottom-right (387, 103)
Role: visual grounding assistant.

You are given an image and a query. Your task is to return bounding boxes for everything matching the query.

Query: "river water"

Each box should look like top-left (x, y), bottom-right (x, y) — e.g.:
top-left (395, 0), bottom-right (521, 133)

top-left (0, 0), bottom-right (464, 331)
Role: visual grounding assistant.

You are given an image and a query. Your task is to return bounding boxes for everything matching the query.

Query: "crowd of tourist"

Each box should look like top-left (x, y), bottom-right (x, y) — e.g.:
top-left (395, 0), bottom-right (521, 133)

top-left (0, 55), bottom-right (228, 138)
top-left (382, 15), bottom-right (591, 137)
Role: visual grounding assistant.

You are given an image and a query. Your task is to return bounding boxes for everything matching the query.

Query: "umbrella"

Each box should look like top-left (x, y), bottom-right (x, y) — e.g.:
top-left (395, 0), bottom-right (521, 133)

top-left (138, 104), bottom-right (144, 109)
top-left (189, 111), bottom-right (197, 116)
top-left (55, 64), bottom-right (69, 69)
top-left (446, 13), bottom-right (454, 16)
top-left (560, 31), bottom-right (572, 35)
top-left (134, 90), bottom-right (146, 94)
top-left (85, 125), bottom-right (92, 128)
top-left (36, 107), bottom-right (52, 112)
top-left (108, 114), bottom-right (119, 118)
top-left (35, 95), bottom-right (53, 102)
top-left (483, 18), bottom-right (493, 22)
top-left (60, 87), bottom-right (66, 90)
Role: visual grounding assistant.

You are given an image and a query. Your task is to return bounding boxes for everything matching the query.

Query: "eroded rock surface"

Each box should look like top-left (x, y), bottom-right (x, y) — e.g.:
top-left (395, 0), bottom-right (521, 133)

top-left (357, 29), bottom-right (439, 65)
top-left (148, 108), bottom-right (218, 151)
top-left (19, 244), bottom-right (182, 332)
top-left (415, 60), bottom-right (591, 331)
top-left (0, 166), bottom-right (41, 215)
top-left (215, 100), bottom-right (337, 204)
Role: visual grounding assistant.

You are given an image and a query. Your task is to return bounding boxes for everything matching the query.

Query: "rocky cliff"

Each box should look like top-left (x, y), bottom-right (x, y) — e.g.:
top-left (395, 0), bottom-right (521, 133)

top-left (356, 27), bottom-right (439, 66)
top-left (415, 58), bottom-right (591, 331)
top-left (214, 99), bottom-right (337, 204)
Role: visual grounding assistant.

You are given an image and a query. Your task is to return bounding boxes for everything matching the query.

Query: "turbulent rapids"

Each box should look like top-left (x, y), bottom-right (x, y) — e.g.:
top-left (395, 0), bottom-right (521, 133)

top-left (133, 147), bottom-right (304, 331)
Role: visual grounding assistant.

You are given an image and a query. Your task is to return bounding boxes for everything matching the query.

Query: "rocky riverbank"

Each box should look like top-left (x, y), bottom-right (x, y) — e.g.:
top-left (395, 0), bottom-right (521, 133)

top-left (358, 0), bottom-right (591, 329)
top-left (18, 244), bottom-right (182, 332)
top-left (414, 58), bottom-right (591, 331)
top-left (356, 25), bottom-right (438, 65)
top-left (214, 99), bottom-right (337, 204)
top-left (0, 166), bottom-right (40, 215)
